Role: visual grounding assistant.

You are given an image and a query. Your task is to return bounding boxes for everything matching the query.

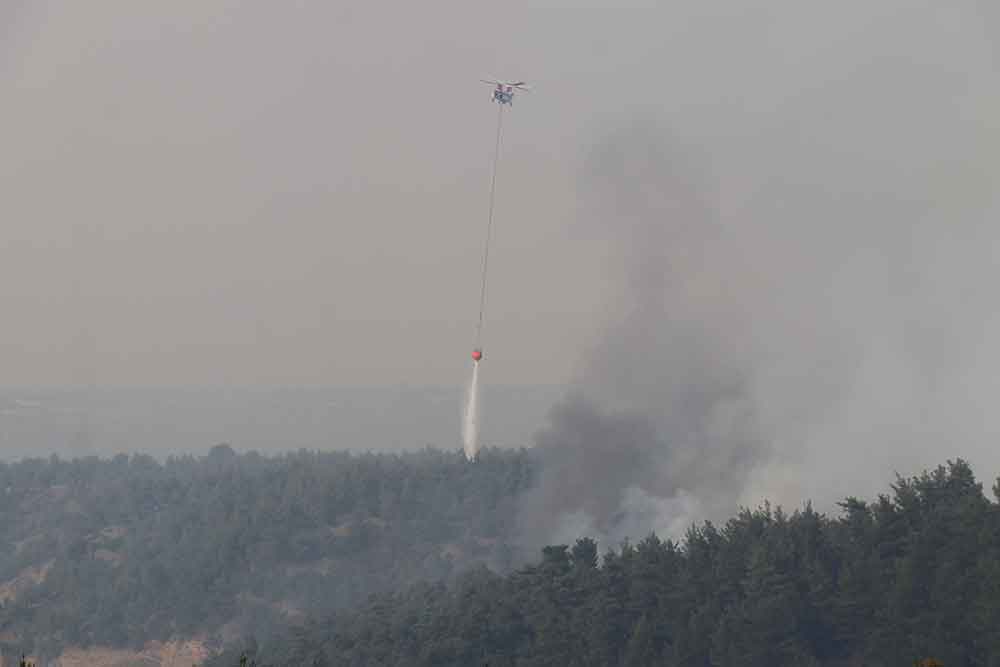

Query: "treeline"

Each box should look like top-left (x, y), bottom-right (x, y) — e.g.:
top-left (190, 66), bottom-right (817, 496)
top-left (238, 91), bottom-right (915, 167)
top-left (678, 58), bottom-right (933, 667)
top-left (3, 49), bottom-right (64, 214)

top-left (0, 446), bottom-right (535, 659)
top-left (235, 460), bottom-right (1000, 666)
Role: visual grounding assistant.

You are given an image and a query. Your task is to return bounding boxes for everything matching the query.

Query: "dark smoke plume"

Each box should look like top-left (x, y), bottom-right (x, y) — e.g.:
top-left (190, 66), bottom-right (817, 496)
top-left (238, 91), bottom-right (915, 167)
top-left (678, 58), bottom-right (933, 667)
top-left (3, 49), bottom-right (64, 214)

top-left (517, 120), bottom-right (767, 551)
top-left (519, 83), bottom-right (1000, 553)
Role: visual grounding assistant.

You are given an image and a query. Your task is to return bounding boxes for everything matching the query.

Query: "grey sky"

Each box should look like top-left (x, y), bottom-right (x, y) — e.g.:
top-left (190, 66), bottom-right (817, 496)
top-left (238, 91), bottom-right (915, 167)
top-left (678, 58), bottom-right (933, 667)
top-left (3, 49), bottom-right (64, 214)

top-left (4, 1), bottom-right (612, 387)
top-left (4, 1), bottom-right (990, 390)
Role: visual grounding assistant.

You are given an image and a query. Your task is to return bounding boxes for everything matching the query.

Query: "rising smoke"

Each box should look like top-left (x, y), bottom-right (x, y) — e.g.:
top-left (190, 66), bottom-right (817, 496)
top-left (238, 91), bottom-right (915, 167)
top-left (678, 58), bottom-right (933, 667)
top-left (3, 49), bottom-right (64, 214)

top-left (517, 124), bottom-right (766, 551)
top-left (517, 105), bottom-right (1000, 552)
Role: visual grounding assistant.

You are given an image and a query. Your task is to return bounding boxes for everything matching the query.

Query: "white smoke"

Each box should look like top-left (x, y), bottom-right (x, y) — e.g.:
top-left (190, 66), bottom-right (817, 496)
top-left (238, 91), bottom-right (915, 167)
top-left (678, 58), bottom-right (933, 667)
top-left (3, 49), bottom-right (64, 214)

top-left (462, 361), bottom-right (481, 461)
top-left (549, 487), bottom-right (704, 550)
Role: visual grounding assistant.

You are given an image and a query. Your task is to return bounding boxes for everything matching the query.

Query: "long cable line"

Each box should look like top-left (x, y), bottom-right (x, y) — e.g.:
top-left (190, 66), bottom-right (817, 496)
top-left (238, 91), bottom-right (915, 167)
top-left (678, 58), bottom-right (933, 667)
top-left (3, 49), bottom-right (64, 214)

top-left (475, 102), bottom-right (505, 351)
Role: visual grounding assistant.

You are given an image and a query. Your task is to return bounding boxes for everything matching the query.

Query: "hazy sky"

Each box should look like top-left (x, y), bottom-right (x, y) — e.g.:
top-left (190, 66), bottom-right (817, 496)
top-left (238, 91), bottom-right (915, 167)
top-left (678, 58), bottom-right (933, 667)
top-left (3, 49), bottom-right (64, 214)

top-left (2, 1), bottom-right (997, 396)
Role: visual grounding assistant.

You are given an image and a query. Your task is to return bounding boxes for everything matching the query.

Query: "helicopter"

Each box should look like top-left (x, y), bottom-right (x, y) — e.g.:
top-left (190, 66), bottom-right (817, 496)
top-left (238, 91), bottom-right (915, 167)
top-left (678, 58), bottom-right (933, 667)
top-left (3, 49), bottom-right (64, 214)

top-left (481, 79), bottom-right (530, 106)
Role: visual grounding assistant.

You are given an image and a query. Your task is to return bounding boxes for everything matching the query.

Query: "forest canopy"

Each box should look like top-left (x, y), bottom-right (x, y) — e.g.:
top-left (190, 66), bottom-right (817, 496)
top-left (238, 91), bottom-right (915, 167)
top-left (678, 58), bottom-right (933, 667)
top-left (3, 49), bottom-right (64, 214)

top-left (226, 459), bottom-right (1000, 667)
top-left (0, 446), bottom-right (534, 658)
top-left (2, 449), bottom-right (998, 666)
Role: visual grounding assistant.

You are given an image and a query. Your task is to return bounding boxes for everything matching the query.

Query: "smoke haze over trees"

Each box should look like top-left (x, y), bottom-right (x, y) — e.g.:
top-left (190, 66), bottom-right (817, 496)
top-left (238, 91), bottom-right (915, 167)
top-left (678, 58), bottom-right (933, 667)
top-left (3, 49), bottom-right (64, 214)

top-left (4, 448), bottom-right (1000, 665)
top-left (239, 459), bottom-right (1000, 666)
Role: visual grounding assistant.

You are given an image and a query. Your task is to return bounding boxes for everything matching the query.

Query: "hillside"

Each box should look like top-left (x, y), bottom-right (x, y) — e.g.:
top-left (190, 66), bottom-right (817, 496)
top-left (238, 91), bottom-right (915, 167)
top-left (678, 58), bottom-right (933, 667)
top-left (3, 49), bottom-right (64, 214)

top-left (0, 446), bottom-right (534, 661)
top-left (232, 460), bottom-right (1000, 666)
